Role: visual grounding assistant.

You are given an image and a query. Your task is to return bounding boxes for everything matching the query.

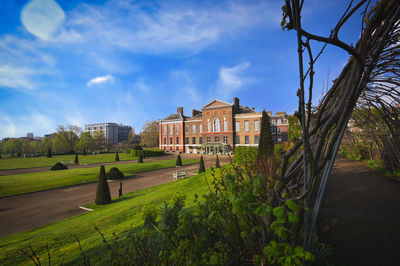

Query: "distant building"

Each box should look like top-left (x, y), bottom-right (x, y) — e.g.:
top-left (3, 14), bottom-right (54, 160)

top-left (159, 97), bottom-right (289, 154)
top-left (26, 133), bottom-right (34, 139)
top-left (84, 123), bottom-right (132, 145)
top-left (44, 133), bottom-right (57, 139)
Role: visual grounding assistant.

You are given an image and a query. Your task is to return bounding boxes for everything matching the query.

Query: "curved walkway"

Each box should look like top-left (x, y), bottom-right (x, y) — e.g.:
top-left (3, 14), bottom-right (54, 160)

top-left (0, 155), bottom-right (230, 238)
top-left (319, 157), bottom-right (400, 265)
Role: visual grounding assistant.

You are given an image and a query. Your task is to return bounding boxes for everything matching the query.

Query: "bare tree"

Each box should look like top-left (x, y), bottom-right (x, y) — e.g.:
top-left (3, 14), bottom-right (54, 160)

top-left (56, 125), bottom-right (81, 153)
top-left (140, 121), bottom-right (159, 148)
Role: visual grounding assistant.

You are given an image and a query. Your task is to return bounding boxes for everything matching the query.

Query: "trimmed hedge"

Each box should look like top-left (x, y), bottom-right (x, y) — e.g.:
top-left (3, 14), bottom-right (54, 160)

top-left (234, 146), bottom-right (258, 167)
top-left (129, 149), bottom-right (165, 157)
top-left (50, 162), bottom-right (68, 171)
top-left (107, 167), bottom-right (124, 180)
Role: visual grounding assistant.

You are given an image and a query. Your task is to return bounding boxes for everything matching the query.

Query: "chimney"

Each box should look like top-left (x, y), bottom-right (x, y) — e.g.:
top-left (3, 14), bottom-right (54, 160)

top-left (233, 97), bottom-right (240, 108)
top-left (177, 107), bottom-right (183, 114)
top-left (192, 109), bottom-right (197, 117)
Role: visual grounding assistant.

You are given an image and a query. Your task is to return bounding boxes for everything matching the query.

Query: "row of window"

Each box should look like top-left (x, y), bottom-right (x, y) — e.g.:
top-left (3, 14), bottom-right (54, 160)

top-left (235, 120), bottom-right (260, 132)
top-left (272, 118), bottom-right (287, 125)
top-left (235, 135), bottom-right (259, 144)
top-left (272, 127), bottom-right (282, 134)
top-left (163, 136), bottom-right (229, 145)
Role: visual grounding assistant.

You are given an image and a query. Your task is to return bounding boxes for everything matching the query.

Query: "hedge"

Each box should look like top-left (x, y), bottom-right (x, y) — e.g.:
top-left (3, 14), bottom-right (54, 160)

top-left (128, 149), bottom-right (165, 157)
top-left (234, 146), bottom-right (258, 168)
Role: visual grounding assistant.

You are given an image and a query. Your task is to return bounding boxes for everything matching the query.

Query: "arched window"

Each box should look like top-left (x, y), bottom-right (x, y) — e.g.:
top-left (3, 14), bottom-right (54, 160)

top-left (223, 118), bottom-right (228, 132)
top-left (213, 118), bottom-right (220, 132)
top-left (207, 119), bottom-right (211, 132)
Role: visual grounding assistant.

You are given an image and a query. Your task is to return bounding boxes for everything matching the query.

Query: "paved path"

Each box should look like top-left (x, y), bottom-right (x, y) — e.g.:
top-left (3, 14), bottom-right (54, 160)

top-left (0, 154), bottom-right (177, 176)
top-left (0, 155), bottom-right (231, 238)
top-left (319, 157), bottom-right (400, 265)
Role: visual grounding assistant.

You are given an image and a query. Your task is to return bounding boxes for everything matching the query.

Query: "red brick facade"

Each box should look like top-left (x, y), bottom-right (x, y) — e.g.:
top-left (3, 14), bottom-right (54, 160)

top-left (159, 97), bottom-right (289, 154)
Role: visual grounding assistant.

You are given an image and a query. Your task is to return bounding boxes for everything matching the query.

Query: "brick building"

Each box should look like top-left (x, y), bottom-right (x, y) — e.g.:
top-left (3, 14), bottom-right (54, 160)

top-left (159, 97), bottom-right (289, 154)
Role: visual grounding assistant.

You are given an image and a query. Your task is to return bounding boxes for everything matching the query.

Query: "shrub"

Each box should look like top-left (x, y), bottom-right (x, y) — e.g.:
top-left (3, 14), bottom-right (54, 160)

top-left (50, 162), bottom-right (68, 171)
top-left (74, 153), bottom-right (79, 165)
top-left (138, 150), bottom-right (144, 163)
top-left (83, 147), bottom-right (87, 156)
top-left (235, 146), bottom-right (257, 167)
top-left (176, 154), bottom-right (182, 166)
top-left (107, 167), bottom-right (124, 180)
top-left (257, 110), bottom-right (274, 159)
top-left (115, 152), bottom-right (120, 161)
top-left (95, 165), bottom-right (111, 205)
top-left (216, 155), bottom-right (221, 168)
top-left (47, 147), bottom-right (52, 158)
top-left (142, 204), bottom-right (158, 229)
top-left (199, 156), bottom-right (205, 173)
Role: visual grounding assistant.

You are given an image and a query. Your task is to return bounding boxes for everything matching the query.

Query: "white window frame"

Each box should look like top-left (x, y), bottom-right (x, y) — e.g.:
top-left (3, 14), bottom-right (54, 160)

top-left (272, 127), bottom-right (276, 134)
top-left (169, 125), bottom-right (173, 135)
top-left (199, 124), bottom-right (203, 133)
top-left (277, 119), bottom-right (282, 125)
top-left (176, 124), bottom-right (179, 134)
top-left (213, 118), bottom-right (220, 132)
top-left (235, 121), bottom-right (240, 132)
top-left (207, 120), bottom-right (211, 132)
top-left (254, 120), bottom-right (259, 131)
top-left (223, 118), bottom-right (228, 132)
top-left (164, 125), bottom-right (167, 135)
top-left (192, 124), bottom-right (196, 133)
top-left (244, 121), bottom-right (249, 132)
top-left (277, 127), bottom-right (282, 134)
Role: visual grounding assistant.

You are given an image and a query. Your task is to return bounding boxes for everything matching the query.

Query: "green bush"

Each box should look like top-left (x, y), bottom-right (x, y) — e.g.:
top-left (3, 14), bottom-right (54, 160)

top-left (199, 156), bottom-right (205, 173)
top-left (106, 167), bottom-right (124, 180)
top-left (74, 154), bottom-right (79, 165)
top-left (138, 151), bottom-right (144, 163)
top-left (50, 162), bottom-right (68, 171)
top-left (176, 154), bottom-right (182, 166)
top-left (95, 165), bottom-right (111, 205)
top-left (141, 204), bottom-right (158, 229)
top-left (115, 152), bottom-right (120, 161)
top-left (47, 147), bottom-right (52, 158)
top-left (144, 149), bottom-right (165, 157)
top-left (234, 146), bottom-right (258, 167)
top-left (83, 147), bottom-right (87, 156)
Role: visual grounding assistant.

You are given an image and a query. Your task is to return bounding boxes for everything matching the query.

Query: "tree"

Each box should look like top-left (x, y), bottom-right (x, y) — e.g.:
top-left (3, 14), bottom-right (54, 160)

top-left (79, 132), bottom-right (94, 153)
top-left (83, 147), bottom-right (87, 156)
top-left (93, 130), bottom-right (107, 151)
top-left (56, 125), bottom-right (81, 153)
top-left (95, 165), bottom-right (112, 205)
top-left (198, 156), bottom-right (205, 173)
top-left (47, 147), bottom-right (52, 158)
top-left (74, 153), bottom-right (79, 165)
top-left (128, 128), bottom-right (140, 145)
top-left (257, 111), bottom-right (274, 160)
top-left (138, 150), bottom-right (144, 163)
top-left (215, 155), bottom-right (220, 168)
top-left (115, 152), bottom-right (120, 161)
top-left (288, 115), bottom-right (302, 142)
top-left (176, 154), bottom-right (182, 166)
top-left (140, 120), bottom-right (159, 147)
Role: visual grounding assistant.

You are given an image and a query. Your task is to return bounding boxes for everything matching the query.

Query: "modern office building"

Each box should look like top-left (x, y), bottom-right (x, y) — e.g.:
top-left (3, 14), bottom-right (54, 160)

top-left (159, 97), bottom-right (289, 154)
top-left (84, 123), bottom-right (132, 145)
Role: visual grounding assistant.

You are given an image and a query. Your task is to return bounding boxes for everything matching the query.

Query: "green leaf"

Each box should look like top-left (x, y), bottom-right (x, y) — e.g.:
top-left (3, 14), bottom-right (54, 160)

top-left (286, 200), bottom-right (300, 211)
top-left (288, 212), bottom-right (299, 223)
top-left (294, 246), bottom-right (304, 257)
top-left (273, 206), bottom-right (285, 218)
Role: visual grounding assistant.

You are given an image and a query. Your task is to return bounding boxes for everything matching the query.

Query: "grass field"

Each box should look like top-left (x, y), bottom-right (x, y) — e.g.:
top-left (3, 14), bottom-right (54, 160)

top-left (0, 167), bottom-right (224, 265)
top-left (0, 153), bottom-right (139, 170)
top-left (0, 159), bottom-right (198, 197)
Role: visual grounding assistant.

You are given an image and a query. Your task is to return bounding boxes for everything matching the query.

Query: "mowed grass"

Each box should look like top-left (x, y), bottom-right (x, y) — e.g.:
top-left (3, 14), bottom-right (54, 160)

top-left (0, 167), bottom-right (225, 265)
top-left (0, 159), bottom-right (198, 197)
top-left (0, 153), bottom-right (137, 170)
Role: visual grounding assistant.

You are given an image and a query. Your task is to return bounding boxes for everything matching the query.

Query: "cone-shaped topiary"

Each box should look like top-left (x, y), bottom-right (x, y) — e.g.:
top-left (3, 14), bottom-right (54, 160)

top-left (115, 151), bottom-right (120, 161)
top-left (95, 165), bottom-right (112, 205)
top-left (176, 154), bottom-right (183, 166)
top-left (138, 150), bottom-right (144, 163)
top-left (83, 147), bottom-right (87, 156)
top-left (47, 147), bottom-right (52, 158)
top-left (257, 110), bottom-right (274, 160)
top-left (199, 156), bottom-right (205, 173)
top-left (215, 155), bottom-right (220, 168)
top-left (74, 153), bottom-right (79, 165)
top-left (0, 153), bottom-right (2, 159)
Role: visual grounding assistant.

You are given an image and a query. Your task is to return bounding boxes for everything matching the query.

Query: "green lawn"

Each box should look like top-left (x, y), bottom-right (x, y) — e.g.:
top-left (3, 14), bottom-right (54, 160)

top-left (0, 167), bottom-right (225, 265)
top-left (0, 153), bottom-right (139, 170)
top-left (0, 159), bottom-right (198, 197)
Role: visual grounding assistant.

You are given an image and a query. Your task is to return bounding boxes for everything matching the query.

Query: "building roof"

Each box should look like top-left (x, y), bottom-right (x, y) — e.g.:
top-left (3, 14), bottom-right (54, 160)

top-left (201, 99), bottom-right (232, 109)
top-left (162, 113), bottom-right (186, 121)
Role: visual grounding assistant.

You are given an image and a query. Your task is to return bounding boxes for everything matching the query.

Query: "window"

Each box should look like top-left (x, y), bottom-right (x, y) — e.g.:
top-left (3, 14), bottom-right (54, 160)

top-left (207, 120), bottom-right (211, 132)
top-left (254, 136), bottom-right (259, 144)
top-left (235, 121), bottom-right (240, 132)
top-left (277, 119), bottom-right (282, 125)
top-left (272, 127), bottom-right (276, 134)
top-left (170, 146), bottom-right (172, 151)
top-left (215, 137), bottom-right (219, 143)
top-left (192, 124), bottom-right (196, 133)
top-left (176, 125), bottom-right (179, 134)
top-left (277, 136), bottom-right (282, 142)
top-left (170, 137), bottom-right (173, 144)
top-left (199, 137), bottom-right (203, 144)
top-left (235, 135), bottom-right (240, 144)
top-left (273, 136), bottom-right (276, 141)
top-left (185, 126), bottom-right (189, 133)
top-left (176, 137), bottom-right (179, 144)
top-left (164, 138), bottom-right (166, 145)
top-left (254, 120), bottom-right (259, 131)
top-left (283, 119), bottom-right (287, 124)
top-left (185, 137), bottom-right (189, 144)
top-left (199, 124), bottom-right (203, 133)
top-left (164, 146), bottom-right (166, 150)
top-left (272, 120), bottom-right (276, 124)
top-left (245, 136), bottom-right (249, 144)
top-left (170, 125), bottom-right (173, 135)
top-left (213, 118), bottom-right (220, 132)
top-left (277, 127), bottom-right (282, 134)
top-left (223, 118), bottom-right (228, 132)
top-left (244, 121), bottom-right (249, 131)
top-left (164, 125), bottom-right (167, 135)
top-left (207, 137), bottom-right (211, 143)
top-left (223, 136), bottom-right (228, 144)
top-left (192, 137), bottom-right (196, 144)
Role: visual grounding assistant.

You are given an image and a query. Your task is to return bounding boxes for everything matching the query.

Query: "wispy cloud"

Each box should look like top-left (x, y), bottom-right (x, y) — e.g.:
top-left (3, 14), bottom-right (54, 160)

top-left (216, 62), bottom-right (251, 99)
top-left (86, 74), bottom-right (114, 87)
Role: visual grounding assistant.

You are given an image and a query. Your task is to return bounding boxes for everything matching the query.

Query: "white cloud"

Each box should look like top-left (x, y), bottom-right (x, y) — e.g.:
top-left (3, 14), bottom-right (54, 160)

top-left (21, 0), bottom-right (66, 41)
top-left (86, 74), bottom-right (114, 87)
top-left (216, 62), bottom-right (251, 99)
top-left (0, 65), bottom-right (37, 90)
top-left (0, 111), bottom-right (54, 138)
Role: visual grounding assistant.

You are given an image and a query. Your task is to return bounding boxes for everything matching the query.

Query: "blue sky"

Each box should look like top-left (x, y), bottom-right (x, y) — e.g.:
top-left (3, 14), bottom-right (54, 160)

top-left (0, 0), bottom-right (366, 138)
